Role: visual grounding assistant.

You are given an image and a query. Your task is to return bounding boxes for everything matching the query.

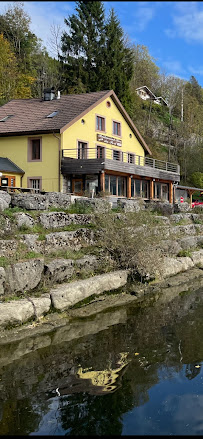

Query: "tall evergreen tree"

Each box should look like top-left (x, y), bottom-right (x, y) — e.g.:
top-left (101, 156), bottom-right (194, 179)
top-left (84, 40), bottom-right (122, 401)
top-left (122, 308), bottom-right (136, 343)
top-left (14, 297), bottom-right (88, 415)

top-left (102, 8), bottom-right (134, 113)
top-left (185, 75), bottom-right (202, 104)
top-left (60, 1), bottom-right (105, 93)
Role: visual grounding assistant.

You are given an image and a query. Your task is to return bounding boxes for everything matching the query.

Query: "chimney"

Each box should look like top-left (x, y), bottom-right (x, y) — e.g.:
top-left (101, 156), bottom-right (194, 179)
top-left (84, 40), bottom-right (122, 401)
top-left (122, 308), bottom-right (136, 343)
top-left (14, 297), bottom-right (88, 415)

top-left (43, 87), bottom-right (55, 101)
top-left (56, 90), bottom-right (61, 100)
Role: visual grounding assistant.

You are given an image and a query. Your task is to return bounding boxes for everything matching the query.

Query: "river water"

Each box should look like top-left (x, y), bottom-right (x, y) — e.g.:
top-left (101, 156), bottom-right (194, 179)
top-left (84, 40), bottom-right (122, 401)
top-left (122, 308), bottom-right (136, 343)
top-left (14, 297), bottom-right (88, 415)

top-left (0, 285), bottom-right (203, 436)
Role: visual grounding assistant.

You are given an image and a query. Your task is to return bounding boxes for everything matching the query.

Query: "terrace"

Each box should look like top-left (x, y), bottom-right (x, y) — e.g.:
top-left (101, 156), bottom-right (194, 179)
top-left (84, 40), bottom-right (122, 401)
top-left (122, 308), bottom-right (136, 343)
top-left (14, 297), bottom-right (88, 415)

top-left (61, 147), bottom-right (180, 182)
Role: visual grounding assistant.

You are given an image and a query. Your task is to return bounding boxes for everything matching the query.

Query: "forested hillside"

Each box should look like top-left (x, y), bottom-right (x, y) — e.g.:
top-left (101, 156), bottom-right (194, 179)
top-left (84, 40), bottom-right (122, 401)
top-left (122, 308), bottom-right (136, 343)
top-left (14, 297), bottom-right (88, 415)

top-left (0, 1), bottom-right (203, 188)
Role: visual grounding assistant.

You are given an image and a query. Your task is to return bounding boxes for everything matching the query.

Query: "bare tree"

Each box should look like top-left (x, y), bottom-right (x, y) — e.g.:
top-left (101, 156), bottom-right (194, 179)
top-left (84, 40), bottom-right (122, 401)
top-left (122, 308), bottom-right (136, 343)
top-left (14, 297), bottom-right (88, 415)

top-left (48, 22), bottom-right (63, 60)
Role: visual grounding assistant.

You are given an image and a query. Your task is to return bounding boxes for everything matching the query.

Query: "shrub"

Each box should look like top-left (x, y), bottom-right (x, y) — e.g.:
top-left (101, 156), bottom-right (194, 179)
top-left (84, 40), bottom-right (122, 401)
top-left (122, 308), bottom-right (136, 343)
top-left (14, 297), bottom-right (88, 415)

top-left (95, 211), bottom-right (163, 281)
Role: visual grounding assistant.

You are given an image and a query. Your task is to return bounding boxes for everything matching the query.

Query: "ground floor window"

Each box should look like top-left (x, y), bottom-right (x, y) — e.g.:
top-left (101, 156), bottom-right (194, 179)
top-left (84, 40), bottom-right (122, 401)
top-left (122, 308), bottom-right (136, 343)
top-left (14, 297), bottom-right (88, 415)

top-left (154, 182), bottom-right (169, 201)
top-left (85, 175), bottom-right (99, 195)
top-left (131, 178), bottom-right (149, 199)
top-left (28, 177), bottom-right (42, 190)
top-left (105, 174), bottom-right (126, 196)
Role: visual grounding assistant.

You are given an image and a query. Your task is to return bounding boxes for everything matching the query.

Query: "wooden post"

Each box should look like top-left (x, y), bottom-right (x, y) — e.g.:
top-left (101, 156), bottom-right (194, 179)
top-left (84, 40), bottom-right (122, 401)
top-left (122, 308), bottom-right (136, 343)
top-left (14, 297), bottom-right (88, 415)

top-left (188, 189), bottom-right (195, 208)
top-left (169, 182), bottom-right (173, 204)
top-left (150, 180), bottom-right (154, 200)
top-left (100, 171), bottom-right (105, 192)
top-left (127, 176), bottom-right (131, 198)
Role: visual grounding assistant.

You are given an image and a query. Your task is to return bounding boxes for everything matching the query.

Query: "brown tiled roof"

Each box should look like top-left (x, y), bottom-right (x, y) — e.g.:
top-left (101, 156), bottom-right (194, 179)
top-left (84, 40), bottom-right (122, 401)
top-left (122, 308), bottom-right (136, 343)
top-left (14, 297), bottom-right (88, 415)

top-left (0, 90), bottom-right (110, 136)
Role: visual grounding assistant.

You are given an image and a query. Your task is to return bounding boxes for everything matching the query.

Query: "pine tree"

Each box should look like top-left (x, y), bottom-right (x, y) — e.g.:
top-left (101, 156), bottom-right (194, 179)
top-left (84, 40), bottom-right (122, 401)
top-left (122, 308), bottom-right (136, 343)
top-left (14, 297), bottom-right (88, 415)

top-left (101, 8), bottom-right (134, 114)
top-left (186, 75), bottom-right (202, 104)
top-left (60, 1), bottom-right (105, 93)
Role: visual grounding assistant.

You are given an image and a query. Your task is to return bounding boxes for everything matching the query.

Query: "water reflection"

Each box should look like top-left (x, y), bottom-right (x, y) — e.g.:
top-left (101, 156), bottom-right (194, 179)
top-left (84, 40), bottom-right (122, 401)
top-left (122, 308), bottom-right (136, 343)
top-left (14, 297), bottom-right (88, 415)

top-left (0, 285), bottom-right (202, 435)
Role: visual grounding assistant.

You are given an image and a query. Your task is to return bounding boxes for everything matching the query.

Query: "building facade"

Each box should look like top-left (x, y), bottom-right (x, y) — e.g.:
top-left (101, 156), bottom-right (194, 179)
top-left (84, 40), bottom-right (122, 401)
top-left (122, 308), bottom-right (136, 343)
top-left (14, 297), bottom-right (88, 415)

top-left (0, 89), bottom-right (180, 202)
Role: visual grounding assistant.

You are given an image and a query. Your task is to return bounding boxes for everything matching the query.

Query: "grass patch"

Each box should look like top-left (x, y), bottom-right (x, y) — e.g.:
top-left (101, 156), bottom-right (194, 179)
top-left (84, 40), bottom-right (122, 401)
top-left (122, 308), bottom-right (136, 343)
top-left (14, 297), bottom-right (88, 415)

top-left (44, 248), bottom-right (87, 262)
top-left (70, 293), bottom-right (97, 309)
top-left (66, 203), bottom-right (94, 214)
top-left (193, 218), bottom-right (203, 224)
top-left (3, 207), bottom-right (26, 217)
top-left (177, 249), bottom-right (192, 258)
top-left (175, 219), bottom-right (191, 226)
top-left (0, 256), bottom-right (10, 267)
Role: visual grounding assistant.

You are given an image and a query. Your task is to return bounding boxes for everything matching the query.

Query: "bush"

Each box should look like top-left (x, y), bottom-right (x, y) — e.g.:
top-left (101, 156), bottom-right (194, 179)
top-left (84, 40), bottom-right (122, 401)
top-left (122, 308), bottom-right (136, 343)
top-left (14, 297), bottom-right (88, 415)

top-left (95, 211), bottom-right (163, 282)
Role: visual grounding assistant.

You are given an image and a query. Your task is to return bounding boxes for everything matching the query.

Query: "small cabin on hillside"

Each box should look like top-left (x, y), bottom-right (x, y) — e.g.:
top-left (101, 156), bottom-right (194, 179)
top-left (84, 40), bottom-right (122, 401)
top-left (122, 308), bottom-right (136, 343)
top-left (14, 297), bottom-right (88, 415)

top-left (136, 86), bottom-right (168, 106)
top-left (0, 88), bottom-right (179, 202)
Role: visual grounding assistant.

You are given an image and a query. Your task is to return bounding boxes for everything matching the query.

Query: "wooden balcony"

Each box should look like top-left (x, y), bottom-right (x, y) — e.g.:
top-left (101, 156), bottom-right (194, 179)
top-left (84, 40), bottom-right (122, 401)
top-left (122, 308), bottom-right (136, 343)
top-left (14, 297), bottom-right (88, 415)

top-left (61, 148), bottom-right (180, 182)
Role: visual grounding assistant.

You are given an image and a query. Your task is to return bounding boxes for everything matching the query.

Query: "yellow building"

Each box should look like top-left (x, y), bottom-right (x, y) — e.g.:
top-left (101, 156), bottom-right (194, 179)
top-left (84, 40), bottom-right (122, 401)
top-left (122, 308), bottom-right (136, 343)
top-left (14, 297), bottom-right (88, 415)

top-left (0, 88), bottom-right (180, 201)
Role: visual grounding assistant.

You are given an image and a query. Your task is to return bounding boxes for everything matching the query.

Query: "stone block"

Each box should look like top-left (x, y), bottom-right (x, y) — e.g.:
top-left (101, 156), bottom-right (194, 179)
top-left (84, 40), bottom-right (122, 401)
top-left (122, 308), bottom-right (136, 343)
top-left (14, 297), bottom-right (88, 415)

top-left (50, 269), bottom-right (129, 310)
top-left (5, 259), bottom-right (44, 293)
top-left (44, 259), bottom-right (74, 284)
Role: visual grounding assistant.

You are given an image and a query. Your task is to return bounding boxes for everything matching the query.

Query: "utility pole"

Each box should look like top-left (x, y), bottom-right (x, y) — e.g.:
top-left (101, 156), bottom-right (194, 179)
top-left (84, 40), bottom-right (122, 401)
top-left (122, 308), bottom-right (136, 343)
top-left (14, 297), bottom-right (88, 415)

top-left (181, 87), bottom-right (184, 122)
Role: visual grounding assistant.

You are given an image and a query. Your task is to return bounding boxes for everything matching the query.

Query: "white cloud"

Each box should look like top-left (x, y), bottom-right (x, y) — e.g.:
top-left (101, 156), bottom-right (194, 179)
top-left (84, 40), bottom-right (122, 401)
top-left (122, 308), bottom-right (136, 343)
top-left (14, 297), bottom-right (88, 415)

top-left (165, 1), bottom-right (203, 43)
top-left (135, 5), bottom-right (155, 31)
top-left (188, 65), bottom-right (203, 76)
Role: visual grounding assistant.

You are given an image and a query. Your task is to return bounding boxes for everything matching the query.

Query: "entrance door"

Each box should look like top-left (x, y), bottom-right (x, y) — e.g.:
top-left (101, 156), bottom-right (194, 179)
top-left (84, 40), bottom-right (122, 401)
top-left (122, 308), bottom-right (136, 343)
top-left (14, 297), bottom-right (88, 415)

top-left (0, 175), bottom-right (15, 187)
top-left (72, 178), bottom-right (83, 195)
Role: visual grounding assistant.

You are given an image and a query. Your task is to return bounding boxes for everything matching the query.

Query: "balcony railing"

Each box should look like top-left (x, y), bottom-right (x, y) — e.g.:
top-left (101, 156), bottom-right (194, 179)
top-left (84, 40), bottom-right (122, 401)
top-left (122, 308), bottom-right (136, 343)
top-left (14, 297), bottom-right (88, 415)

top-left (62, 147), bottom-right (180, 174)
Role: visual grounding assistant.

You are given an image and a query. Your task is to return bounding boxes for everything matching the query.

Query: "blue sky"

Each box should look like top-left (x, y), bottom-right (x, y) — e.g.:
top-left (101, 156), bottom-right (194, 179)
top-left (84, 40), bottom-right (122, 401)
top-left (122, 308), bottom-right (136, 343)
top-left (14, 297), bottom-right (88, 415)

top-left (1, 1), bottom-right (203, 87)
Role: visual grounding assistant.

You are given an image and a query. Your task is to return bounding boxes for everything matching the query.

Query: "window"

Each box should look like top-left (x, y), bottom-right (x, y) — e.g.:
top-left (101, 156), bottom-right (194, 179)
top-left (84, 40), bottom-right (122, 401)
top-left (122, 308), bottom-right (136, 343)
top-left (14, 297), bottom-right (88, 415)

top-left (113, 121), bottom-right (121, 136)
top-left (113, 150), bottom-right (122, 161)
top-left (96, 116), bottom-right (105, 132)
top-left (131, 179), bottom-right (149, 199)
top-left (128, 153), bottom-right (135, 164)
top-left (78, 141), bottom-right (88, 159)
top-left (0, 115), bottom-right (13, 122)
top-left (28, 177), bottom-right (42, 190)
top-left (105, 175), bottom-right (126, 196)
top-left (97, 145), bottom-right (105, 159)
top-left (46, 110), bottom-right (58, 118)
top-left (28, 138), bottom-right (42, 161)
top-left (154, 182), bottom-right (168, 201)
top-left (32, 139), bottom-right (40, 160)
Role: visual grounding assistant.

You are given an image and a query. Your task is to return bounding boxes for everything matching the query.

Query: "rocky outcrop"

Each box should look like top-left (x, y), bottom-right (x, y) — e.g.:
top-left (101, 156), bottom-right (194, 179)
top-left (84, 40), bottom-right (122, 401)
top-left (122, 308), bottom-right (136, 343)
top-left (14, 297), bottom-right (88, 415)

top-left (157, 256), bottom-right (194, 278)
top-left (75, 198), bottom-right (112, 212)
top-left (0, 295), bottom-right (51, 328)
top-left (14, 212), bottom-right (35, 228)
top-left (50, 270), bottom-right (129, 311)
top-left (39, 212), bottom-right (93, 229)
top-left (44, 259), bottom-right (75, 284)
top-left (0, 267), bottom-right (5, 296)
top-left (11, 192), bottom-right (72, 210)
top-left (145, 200), bottom-right (174, 215)
top-left (74, 255), bottom-right (101, 273)
top-left (117, 199), bottom-right (145, 212)
top-left (4, 259), bottom-right (44, 294)
top-left (0, 191), bottom-right (11, 212)
top-left (0, 240), bottom-right (18, 257)
top-left (174, 201), bottom-right (191, 213)
top-left (20, 228), bottom-right (94, 253)
top-left (11, 193), bottom-right (48, 210)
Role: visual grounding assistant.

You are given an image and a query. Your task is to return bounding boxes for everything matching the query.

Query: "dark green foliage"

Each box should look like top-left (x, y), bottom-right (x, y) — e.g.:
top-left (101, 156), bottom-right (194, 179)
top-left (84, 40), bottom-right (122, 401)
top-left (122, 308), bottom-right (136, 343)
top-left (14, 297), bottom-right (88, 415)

top-left (60, 1), bottom-right (105, 93)
top-left (101, 8), bottom-right (134, 113)
top-left (60, 2), bottom-right (133, 112)
top-left (185, 75), bottom-right (202, 104)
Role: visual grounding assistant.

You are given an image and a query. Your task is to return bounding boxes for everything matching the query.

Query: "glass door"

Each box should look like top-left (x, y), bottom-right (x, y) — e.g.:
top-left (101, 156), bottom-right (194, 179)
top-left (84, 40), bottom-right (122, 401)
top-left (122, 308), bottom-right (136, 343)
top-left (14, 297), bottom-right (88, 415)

top-left (72, 179), bottom-right (83, 195)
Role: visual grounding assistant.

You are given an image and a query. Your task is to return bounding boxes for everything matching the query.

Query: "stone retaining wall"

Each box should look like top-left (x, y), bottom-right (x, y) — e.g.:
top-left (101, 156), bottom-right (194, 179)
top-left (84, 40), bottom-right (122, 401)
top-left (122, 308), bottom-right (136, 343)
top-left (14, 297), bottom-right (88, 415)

top-left (0, 270), bottom-right (129, 328)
